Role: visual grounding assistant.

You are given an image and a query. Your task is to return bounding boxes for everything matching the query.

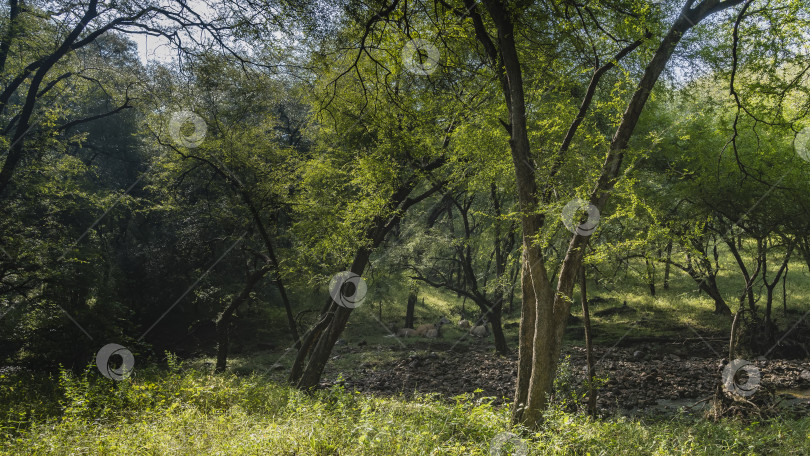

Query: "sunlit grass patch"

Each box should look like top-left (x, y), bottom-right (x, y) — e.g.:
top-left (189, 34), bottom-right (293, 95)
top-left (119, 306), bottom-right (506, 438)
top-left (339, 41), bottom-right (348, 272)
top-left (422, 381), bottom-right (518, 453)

top-left (1, 366), bottom-right (808, 455)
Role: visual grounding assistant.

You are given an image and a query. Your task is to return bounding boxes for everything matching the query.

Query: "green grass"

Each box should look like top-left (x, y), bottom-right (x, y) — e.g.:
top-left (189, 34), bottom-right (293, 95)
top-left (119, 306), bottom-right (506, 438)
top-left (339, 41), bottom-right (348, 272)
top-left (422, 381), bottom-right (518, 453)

top-left (1, 365), bottom-right (808, 455)
top-left (568, 250), bottom-right (810, 345)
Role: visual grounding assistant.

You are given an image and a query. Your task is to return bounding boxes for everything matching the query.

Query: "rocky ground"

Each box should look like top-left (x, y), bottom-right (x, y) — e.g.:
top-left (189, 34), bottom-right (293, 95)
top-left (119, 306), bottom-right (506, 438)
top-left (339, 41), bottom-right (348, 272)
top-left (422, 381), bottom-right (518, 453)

top-left (321, 339), bottom-right (810, 416)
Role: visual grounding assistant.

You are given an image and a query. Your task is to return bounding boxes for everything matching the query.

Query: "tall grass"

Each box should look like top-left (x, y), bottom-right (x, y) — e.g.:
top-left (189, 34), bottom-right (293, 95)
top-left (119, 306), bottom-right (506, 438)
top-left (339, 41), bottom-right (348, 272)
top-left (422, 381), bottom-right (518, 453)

top-left (1, 365), bottom-right (808, 455)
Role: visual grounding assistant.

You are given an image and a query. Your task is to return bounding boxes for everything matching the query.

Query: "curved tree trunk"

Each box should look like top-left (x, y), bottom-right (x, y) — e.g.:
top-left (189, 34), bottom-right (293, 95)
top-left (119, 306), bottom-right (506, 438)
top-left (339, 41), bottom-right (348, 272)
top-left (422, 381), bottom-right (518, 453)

top-left (704, 275), bottom-right (732, 316)
top-left (291, 250), bottom-right (370, 389)
top-left (288, 180), bottom-right (445, 389)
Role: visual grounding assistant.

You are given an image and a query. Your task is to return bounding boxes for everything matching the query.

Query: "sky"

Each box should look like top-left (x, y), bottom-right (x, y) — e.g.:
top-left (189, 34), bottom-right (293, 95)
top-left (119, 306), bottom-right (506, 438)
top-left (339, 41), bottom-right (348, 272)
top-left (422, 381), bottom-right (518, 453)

top-left (131, 33), bottom-right (176, 65)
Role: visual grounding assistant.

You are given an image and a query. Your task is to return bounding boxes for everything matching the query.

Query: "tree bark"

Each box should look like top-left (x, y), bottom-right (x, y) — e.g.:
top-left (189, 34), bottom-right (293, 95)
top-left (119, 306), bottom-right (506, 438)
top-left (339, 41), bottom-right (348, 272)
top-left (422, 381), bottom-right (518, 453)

top-left (487, 303), bottom-right (509, 355)
top-left (705, 275), bottom-right (732, 316)
top-left (404, 291), bottom-right (417, 329)
top-left (292, 250), bottom-right (371, 389)
top-left (580, 263), bottom-right (597, 417)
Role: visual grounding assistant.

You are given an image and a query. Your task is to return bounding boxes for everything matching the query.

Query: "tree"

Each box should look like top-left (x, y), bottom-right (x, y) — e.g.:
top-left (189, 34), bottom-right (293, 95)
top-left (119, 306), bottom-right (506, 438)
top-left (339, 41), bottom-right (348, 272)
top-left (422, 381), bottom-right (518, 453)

top-left (459, 0), bottom-right (752, 426)
top-left (408, 186), bottom-right (518, 355)
top-left (144, 53), bottom-right (307, 368)
top-left (0, 0), bottom-right (255, 198)
top-left (285, 8), bottom-right (469, 385)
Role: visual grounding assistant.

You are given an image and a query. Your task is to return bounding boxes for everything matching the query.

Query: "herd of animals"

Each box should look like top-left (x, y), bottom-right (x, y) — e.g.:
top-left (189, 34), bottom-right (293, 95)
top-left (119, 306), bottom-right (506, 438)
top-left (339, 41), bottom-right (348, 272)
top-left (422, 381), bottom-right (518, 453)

top-left (394, 316), bottom-right (491, 339)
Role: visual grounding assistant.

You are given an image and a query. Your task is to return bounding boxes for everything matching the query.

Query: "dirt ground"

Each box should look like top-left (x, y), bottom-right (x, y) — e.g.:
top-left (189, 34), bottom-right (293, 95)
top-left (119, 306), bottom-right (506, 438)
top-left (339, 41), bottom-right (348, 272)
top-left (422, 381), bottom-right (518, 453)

top-left (321, 338), bottom-right (810, 416)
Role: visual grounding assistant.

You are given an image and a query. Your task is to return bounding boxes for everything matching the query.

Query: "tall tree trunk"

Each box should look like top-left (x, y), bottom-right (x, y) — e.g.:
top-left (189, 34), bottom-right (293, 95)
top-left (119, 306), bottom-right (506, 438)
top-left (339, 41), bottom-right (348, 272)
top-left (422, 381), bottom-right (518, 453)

top-left (580, 263), bottom-right (597, 417)
top-left (485, 300), bottom-right (509, 355)
top-left (519, 3), bottom-right (707, 427)
top-left (663, 241), bottom-right (673, 290)
top-left (215, 266), bottom-right (268, 373)
top-left (472, 0), bottom-right (562, 424)
top-left (468, 0), bottom-right (744, 429)
top-left (404, 291), bottom-right (417, 329)
top-left (725, 234), bottom-right (758, 314)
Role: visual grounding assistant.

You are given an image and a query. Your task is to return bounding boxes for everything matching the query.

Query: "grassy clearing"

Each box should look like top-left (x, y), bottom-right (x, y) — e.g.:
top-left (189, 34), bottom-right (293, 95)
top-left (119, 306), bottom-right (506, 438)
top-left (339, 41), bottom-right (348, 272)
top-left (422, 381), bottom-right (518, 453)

top-left (1, 365), bottom-right (808, 455)
top-left (569, 252), bottom-right (810, 344)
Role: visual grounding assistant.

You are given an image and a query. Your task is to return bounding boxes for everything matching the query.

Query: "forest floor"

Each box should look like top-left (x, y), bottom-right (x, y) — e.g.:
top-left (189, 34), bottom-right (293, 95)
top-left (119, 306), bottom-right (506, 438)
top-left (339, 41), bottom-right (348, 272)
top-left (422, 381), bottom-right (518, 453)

top-left (245, 286), bottom-right (810, 419)
top-left (316, 340), bottom-right (810, 417)
top-left (4, 302), bottom-right (810, 455)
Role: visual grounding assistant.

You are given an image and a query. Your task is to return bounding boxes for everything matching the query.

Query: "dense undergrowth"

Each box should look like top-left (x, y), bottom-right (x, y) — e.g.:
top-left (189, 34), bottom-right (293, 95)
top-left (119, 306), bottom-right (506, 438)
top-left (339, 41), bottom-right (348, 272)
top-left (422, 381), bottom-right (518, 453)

top-left (1, 358), bottom-right (808, 455)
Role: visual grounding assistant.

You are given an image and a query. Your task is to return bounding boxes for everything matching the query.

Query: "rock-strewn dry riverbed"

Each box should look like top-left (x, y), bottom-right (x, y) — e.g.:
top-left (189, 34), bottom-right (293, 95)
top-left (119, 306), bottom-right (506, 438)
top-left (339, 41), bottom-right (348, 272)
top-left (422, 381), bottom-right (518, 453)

top-left (321, 340), bottom-right (810, 416)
